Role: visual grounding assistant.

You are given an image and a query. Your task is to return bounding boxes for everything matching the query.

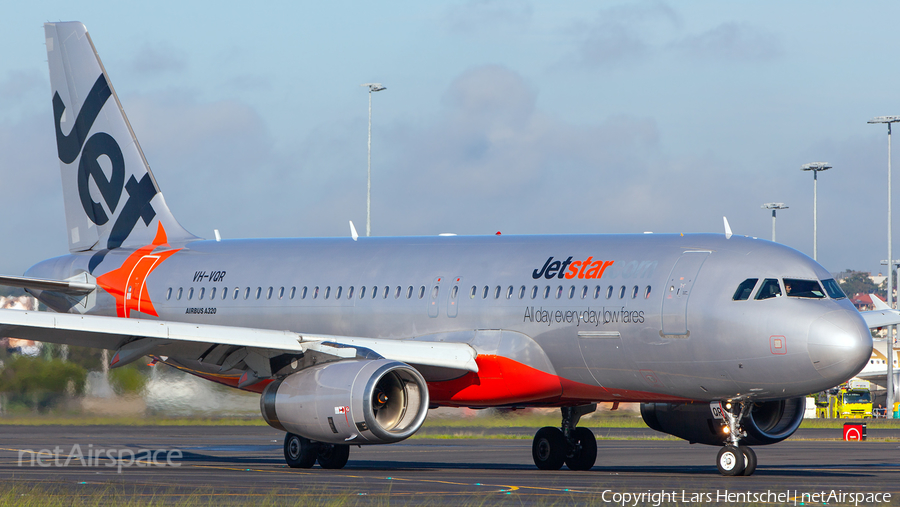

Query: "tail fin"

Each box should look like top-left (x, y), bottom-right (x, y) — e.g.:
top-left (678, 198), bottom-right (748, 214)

top-left (44, 22), bottom-right (197, 253)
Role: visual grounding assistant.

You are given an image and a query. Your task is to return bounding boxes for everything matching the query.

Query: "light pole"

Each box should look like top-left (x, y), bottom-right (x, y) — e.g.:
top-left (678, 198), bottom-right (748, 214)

top-left (870, 115), bottom-right (900, 417)
top-left (761, 203), bottom-right (788, 242)
top-left (801, 162), bottom-right (832, 261)
top-left (361, 83), bottom-right (386, 237)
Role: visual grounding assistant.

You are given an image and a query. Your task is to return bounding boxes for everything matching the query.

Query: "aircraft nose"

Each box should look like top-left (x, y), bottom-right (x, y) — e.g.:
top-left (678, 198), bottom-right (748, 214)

top-left (807, 309), bottom-right (872, 384)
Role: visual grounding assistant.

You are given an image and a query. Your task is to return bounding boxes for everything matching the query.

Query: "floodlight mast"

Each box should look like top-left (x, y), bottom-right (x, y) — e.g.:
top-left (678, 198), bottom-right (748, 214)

top-left (869, 115), bottom-right (900, 417)
top-left (361, 83), bottom-right (387, 237)
top-left (800, 162), bottom-right (832, 261)
top-left (761, 203), bottom-right (788, 242)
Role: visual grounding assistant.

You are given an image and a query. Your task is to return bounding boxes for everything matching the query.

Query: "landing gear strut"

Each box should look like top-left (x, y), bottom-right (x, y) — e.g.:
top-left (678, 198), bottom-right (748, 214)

top-left (283, 433), bottom-right (350, 469)
top-left (715, 401), bottom-right (756, 476)
top-left (532, 404), bottom-right (597, 471)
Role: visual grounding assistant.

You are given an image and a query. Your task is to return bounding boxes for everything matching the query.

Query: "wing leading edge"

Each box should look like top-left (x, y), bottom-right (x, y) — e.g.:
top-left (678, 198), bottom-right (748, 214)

top-left (0, 309), bottom-right (478, 377)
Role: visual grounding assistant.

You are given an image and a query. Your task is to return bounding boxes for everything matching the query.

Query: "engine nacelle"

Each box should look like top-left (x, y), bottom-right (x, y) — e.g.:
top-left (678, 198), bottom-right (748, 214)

top-left (261, 359), bottom-right (429, 445)
top-left (640, 398), bottom-right (805, 446)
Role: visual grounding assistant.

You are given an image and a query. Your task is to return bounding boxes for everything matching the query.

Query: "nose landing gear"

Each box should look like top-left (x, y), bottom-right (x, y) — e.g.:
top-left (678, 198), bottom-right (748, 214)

top-left (531, 404), bottom-right (598, 471)
top-left (716, 401), bottom-right (757, 476)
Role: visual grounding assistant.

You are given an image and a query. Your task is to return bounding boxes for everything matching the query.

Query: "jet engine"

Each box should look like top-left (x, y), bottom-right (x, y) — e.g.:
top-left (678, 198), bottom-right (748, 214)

top-left (261, 359), bottom-right (429, 445)
top-left (640, 398), bottom-right (805, 446)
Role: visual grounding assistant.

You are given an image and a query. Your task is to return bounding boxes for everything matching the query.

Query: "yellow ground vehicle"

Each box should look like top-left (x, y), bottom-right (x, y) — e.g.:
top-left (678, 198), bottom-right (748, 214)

top-left (815, 382), bottom-right (873, 418)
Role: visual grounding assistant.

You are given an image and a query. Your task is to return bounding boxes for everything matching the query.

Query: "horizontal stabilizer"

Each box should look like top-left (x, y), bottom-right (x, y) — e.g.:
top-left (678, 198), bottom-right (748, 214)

top-left (0, 275), bottom-right (95, 296)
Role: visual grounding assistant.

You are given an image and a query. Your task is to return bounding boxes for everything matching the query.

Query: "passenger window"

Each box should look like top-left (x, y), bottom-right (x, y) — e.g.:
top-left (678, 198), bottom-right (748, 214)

top-left (483, 286), bottom-right (489, 299)
top-left (256, 287), bottom-right (262, 299)
top-left (291, 287), bottom-right (297, 299)
top-left (494, 286), bottom-right (501, 299)
top-left (754, 279), bottom-right (781, 300)
top-left (644, 286), bottom-right (652, 299)
top-left (325, 286), bottom-right (332, 299)
top-left (432, 286), bottom-right (439, 298)
top-left (314, 286), bottom-right (319, 299)
top-left (581, 286), bottom-right (588, 299)
top-left (177, 287), bottom-right (183, 300)
top-left (335, 286), bottom-right (342, 299)
top-left (606, 286), bottom-right (613, 299)
top-left (266, 287), bottom-right (273, 300)
top-left (518, 286), bottom-right (526, 299)
top-left (418, 286), bottom-right (425, 299)
top-left (166, 288), bottom-right (172, 300)
top-left (470, 286), bottom-right (477, 298)
top-left (407, 286), bottom-right (413, 299)
top-left (451, 286), bottom-right (459, 299)
top-left (506, 286), bottom-right (513, 299)
top-left (188, 288), bottom-right (194, 300)
top-left (347, 286), bottom-right (354, 299)
top-left (631, 285), bottom-right (638, 299)
top-left (278, 287), bottom-right (284, 299)
top-left (556, 286), bottom-right (563, 299)
top-left (359, 286), bottom-right (366, 299)
top-left (383, 286), bottom-right (389, 299)
top-left (210, 287), bottom-right (216, 300)
top-left (395, 286), bottom-right (401, 299)
top-left (732, 278), bottom-right (759, 301)
top-left (618, 286), bottom-right (625, 299)
top-left (594, 286), bottom-right (601, 299)
top-left (233, 288), bottom-right (239, 300)
top-left (567, 286), bottom-right (575, 299)
top-left (198, 288), bottom-right (205, 300)
top-left (222, 287), bottom-right (228, 300)
top-left (531, 286), bottom-right (538, 299)
top-left (783, 278), bottom-right (826, 299)
top-left (543, 286), bottom-right (550, 299)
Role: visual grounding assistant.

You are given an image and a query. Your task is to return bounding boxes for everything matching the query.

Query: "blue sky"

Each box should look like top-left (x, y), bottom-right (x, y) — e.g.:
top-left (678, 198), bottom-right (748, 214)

top-left (1, 1), bottom-right (899, 278)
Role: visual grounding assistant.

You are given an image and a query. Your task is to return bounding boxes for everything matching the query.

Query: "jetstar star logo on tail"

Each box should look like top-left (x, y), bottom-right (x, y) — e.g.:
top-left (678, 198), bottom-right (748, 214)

top-left (96, 223), bottom-right (182, 318)
top-left (532, 256), bottom-right (615, 280)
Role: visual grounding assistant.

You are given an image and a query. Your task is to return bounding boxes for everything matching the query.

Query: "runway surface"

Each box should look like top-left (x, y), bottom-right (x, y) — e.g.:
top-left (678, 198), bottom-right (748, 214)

top-left (0, 425), bottom-right (897, 505)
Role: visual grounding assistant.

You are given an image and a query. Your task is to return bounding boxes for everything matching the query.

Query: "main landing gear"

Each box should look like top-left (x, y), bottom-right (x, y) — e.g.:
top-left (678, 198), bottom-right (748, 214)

top-left (715, 401), bottom-right (757, 477)
top-left (284, 433), bottom-right (350, 469)
top-left (532, 404), bottom-right (597, 471)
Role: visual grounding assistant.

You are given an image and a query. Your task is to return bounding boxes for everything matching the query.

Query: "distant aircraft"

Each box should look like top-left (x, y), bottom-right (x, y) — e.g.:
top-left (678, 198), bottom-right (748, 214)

top-left (853, 294), bottom-right (899, 389)
top-left (0, 22), bottom-right (885, 476)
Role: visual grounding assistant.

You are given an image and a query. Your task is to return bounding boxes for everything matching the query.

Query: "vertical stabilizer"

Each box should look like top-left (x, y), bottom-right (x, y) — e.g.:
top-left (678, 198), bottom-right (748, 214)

top-left (44, 22), bottom-right (197, 253)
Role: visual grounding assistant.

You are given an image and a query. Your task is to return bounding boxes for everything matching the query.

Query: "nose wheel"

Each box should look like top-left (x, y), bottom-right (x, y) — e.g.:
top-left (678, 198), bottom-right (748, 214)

top-left (531, 404), bottom-right (598, 471)
top-left (715, 401), bottom-right (757, 476)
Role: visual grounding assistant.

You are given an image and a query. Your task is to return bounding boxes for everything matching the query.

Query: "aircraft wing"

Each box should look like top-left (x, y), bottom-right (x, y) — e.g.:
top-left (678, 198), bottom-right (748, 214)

top-left (0, 309), bottom-right (479, 378)
top-left (860, 309), bottom-right (900, 329)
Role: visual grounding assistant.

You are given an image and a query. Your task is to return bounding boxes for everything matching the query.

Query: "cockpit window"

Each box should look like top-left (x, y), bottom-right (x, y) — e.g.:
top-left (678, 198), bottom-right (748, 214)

top-left (732, 278), bottom-right (759, 301)
top-left (755, 278), bottom-right (782, 300)
top-left (821, 279), bottom-right (846, 299)
top-left (783, 278), bottom-right (825, 298)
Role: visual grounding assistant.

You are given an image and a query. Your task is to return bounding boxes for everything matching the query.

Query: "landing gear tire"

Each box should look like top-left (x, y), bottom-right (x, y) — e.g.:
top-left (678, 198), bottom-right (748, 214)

top-left (284, 433), bottom-right (317, 469)
top-left (564, 427), bottom-right (597, 471)
top-left (532, 426), bottom-right (566, 470)
top-left (317, 443), bottom-right (350, 469)
top-left (716, 445), bottom-right (745, 476)
top-left (738, 446), bottom-right (757, 476)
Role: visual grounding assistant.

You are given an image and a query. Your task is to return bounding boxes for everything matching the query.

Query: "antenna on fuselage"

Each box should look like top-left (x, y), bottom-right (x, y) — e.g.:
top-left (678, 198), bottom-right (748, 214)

top-left (723, 217), bottom-right (733, 239)
top-left (349, 221), bottom-right (359, 241)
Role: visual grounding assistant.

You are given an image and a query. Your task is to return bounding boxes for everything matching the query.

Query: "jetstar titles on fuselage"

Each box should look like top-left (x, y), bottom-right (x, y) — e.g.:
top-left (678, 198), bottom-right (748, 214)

top-left (532, 256), bottom-right (614, 280)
